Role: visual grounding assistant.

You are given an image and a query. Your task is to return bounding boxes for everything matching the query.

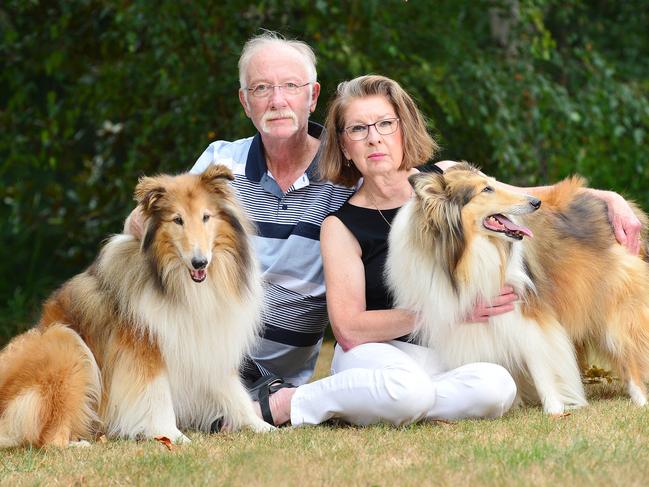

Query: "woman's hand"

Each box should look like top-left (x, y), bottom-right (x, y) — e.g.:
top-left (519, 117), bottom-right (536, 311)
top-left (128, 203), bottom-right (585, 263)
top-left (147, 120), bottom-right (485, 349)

top-left (464, 286), bottom-right (518, 323)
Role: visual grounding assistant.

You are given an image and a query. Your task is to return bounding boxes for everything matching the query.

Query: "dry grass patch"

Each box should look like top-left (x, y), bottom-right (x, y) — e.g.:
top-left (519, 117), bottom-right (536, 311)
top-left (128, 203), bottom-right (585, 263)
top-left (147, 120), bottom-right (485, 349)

top-left (3, 342), bottom-right (649, 486)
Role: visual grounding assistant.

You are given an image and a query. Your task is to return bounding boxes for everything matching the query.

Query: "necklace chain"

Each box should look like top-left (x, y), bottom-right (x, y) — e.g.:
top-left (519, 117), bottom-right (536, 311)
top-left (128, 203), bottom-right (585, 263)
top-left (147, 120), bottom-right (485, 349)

top-left (367, 192), bottom-right (392, 228)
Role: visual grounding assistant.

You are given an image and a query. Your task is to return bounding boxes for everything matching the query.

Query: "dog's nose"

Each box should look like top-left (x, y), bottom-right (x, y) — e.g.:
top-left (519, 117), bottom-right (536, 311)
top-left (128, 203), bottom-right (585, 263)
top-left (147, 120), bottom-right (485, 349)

top-left (191, 257), bottom-right (208, 270)
top-left (529, 197), bottom-right (541, 210)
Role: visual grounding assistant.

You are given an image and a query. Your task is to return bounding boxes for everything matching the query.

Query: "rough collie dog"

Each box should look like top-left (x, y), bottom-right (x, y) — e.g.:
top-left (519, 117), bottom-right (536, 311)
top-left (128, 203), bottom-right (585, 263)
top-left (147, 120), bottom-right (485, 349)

top-left (0, 164), bottom-right (272, 448)
top-left (386, 163), bottom-right (649, 414)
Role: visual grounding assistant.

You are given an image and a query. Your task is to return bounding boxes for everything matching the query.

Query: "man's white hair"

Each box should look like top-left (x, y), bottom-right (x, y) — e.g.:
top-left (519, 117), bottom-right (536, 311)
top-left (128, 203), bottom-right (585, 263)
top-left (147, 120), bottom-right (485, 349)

top-left (238, 31), bottom-right (318, 89)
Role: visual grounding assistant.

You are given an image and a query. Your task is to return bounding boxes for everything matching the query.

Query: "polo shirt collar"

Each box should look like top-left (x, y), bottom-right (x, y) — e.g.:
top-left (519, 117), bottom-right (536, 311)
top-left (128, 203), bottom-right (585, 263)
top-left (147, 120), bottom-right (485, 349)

top-left (245, 121), bottom-right (325, 182)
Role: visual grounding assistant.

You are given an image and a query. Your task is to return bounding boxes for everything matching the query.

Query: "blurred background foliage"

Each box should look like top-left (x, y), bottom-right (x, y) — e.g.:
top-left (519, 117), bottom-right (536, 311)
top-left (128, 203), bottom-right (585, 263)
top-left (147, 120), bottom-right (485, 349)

top-left (1, 0), bottom-right (648, 342)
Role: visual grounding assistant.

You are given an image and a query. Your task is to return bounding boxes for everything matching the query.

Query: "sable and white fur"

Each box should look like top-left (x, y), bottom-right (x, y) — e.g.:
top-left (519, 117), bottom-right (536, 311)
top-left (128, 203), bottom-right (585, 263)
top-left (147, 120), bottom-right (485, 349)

top-left (0, 164), bottom-right (271, 448)
top-left (386, 163), bottom-right (649, 414)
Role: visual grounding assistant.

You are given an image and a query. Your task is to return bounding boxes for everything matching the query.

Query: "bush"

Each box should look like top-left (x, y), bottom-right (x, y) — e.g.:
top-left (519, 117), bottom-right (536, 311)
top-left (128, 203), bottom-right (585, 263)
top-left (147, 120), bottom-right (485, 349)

top-left (2, 0), bottom-right (648, 342)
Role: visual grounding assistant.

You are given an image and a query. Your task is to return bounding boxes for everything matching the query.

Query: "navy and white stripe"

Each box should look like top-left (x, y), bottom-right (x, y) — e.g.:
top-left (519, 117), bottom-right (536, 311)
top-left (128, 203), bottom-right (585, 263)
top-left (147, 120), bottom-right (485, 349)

top-left (192, 122), bottom-right (353, 387)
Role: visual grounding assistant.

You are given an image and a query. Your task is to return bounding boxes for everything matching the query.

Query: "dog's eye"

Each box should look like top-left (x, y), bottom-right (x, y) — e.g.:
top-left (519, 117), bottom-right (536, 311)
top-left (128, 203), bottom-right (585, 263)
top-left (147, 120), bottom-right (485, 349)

top-left (482, 186), bottom-right (494, 193)
top-left (202, 214), bottom-right (210, 223)
top-left (173, 216), bottom-right (184, 226)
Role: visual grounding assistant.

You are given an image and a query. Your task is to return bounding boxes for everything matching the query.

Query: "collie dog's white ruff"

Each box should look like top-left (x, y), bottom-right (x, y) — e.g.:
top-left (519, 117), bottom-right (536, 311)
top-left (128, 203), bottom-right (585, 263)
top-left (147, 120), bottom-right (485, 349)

top-left (386, 163), bottom-right (649, 414)
top-left (0, 165), bottom-right (271, 448)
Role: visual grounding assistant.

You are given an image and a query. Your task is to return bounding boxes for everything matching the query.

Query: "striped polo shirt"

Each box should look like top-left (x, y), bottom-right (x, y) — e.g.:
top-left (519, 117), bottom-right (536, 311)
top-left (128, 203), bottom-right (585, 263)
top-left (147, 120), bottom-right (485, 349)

top-left (191, 122), bottom-right (353, 386)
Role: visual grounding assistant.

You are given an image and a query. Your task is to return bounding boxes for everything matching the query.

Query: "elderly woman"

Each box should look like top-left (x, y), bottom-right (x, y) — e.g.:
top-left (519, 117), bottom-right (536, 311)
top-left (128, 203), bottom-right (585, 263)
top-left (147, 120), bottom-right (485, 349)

top-left (261, 74), bottom-right (642, 426)
top-left (267, 75), bottom-right (519, 427)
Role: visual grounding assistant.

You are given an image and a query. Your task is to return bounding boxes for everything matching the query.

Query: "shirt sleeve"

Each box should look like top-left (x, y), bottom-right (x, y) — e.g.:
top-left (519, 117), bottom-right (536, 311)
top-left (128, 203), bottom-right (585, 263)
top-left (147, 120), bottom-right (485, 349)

top-left (191, 143), bottom-right (216, 174)
top-left (192, 139), bottom-right (243, 174)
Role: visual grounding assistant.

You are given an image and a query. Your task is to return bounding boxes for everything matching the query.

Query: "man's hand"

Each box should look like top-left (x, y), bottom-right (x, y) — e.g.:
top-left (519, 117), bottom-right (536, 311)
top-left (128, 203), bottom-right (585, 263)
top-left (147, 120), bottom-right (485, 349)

top-left (123, 206), bottom-right (146, 240)
top-left (601, 190), bottom-right (642, 255)
top-left (463, 286), bottom-right (518, 323)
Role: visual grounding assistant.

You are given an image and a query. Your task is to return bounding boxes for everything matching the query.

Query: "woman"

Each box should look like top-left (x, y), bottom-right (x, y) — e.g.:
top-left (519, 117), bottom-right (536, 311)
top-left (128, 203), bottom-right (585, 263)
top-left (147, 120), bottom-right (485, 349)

top-left (266, 75), bottom-right (519, 427)
top-left (256, 74), bottom-right (643, 426)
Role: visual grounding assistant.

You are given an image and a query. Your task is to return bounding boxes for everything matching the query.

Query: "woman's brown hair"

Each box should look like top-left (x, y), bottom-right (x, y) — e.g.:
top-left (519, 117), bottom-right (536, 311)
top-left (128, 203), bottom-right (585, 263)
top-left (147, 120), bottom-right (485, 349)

top-left (319, 75), bottom-right (438, 187)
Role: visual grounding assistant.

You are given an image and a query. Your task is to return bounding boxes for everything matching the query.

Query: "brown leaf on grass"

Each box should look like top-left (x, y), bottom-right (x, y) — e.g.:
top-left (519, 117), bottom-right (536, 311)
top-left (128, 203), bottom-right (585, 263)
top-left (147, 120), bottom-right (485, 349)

top-left (550, 412), bottom-right (572, 420)
top-left (154, 435), bottom-right (176, 451)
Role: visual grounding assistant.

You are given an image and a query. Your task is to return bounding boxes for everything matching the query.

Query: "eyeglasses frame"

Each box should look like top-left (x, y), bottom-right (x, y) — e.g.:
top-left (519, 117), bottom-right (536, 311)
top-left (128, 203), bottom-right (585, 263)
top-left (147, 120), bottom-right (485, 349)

top-left (245, 82), bottom-right (312, 98)
top-left (340, 117), bottom-right (401, 141)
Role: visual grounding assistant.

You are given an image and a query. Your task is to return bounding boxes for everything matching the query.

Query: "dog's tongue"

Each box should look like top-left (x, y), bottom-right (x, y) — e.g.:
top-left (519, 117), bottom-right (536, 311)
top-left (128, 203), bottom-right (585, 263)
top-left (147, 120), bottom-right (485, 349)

top-left (491, 214), bottom-right (534, 238)
top-left (190, 269), bottom-right (206, 282)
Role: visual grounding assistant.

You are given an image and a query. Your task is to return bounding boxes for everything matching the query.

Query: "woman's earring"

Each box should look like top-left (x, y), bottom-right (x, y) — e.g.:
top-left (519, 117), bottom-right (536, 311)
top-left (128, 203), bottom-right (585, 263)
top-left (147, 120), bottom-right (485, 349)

top-left (345, 159), bottom-right (352, 167)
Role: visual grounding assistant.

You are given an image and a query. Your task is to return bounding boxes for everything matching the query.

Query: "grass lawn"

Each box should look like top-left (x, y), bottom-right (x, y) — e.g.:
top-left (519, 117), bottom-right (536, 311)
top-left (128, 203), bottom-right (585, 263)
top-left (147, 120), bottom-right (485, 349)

top-left (2, 341), bottom-right (648, 486)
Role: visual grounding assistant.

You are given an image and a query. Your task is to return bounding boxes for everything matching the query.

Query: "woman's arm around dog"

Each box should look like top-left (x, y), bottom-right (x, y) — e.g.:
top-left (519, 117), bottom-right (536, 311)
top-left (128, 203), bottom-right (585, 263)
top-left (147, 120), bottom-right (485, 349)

top-left (321, 216), bottom-right (518, 352)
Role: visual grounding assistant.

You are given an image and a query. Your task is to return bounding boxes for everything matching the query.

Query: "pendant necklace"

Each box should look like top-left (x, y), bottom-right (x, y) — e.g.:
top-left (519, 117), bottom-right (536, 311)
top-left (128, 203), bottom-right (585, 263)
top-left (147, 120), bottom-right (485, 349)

top-left (367, 192), bottom-right (392, 228)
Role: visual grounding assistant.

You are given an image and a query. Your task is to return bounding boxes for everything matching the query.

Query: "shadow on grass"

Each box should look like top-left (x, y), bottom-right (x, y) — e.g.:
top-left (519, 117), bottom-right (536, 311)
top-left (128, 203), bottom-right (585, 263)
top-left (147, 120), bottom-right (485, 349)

top-left (585, 380), bottom-right (628, 401)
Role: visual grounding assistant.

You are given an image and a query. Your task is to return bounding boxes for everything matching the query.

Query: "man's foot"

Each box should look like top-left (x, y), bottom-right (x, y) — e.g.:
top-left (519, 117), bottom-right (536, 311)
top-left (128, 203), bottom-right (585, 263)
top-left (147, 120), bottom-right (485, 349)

top-left (248, 374), bottom-right (296, 426)
top-left (254, 387), bottom-right (296, 426)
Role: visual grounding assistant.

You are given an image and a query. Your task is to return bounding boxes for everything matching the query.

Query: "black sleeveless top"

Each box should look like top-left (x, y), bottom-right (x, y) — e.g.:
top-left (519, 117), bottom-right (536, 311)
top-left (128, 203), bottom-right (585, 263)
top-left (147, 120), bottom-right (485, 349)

top-left (333, 165), bottom-right (443, 303)
top-left (334, 201), bottom-right (397, 310)
top-left (333, 201), bottom-right (411, 342)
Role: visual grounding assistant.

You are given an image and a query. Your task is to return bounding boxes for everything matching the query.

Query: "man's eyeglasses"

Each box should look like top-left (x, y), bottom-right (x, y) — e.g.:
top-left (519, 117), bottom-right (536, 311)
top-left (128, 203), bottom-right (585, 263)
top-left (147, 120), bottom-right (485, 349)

top-left (341, 118), bottom-right (400, 141)
top-left (246, 82), bottom-right (311, 98)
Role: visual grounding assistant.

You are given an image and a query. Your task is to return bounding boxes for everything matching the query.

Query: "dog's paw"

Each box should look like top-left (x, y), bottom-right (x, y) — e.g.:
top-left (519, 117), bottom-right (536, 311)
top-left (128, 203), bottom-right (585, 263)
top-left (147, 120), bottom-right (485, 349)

top-left (628, 381), bottom-right (648, 407)
top-left (152, 429), bottom-right (191, 445)
top-left (249, 417), bottom-right (276, 433)
top-left (217, 417), bottom-right (275, 433)
top-left (252, 423), bottom-right (276, 433)
top-left (173, 432), bottom-right (191, 444)
top-left (542, 399), bottom-right (564, 415)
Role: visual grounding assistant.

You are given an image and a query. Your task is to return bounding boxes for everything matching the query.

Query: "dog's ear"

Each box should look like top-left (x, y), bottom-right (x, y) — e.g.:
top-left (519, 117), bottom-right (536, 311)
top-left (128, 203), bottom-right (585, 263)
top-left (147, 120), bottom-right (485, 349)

top-left (134, 176), bottom-right (166, 214)
top-left (409, 171), bottom-right (465, 286)
top-left (450, 161), bottom-right (480, 174)
top-left (409, 172), bottom-right (447, 200)
top-left (200, 164), bottom-right (234, 194)
top-left (409, 171), bottom-right (458, 230)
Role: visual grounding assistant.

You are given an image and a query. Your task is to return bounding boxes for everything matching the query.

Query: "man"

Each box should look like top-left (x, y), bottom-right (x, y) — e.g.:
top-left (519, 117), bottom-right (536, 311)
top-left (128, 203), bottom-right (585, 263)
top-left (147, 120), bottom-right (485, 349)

top-left (190, 32), bottom-right (353, 403)
top-left (127, 31), bottom-right (351, 425)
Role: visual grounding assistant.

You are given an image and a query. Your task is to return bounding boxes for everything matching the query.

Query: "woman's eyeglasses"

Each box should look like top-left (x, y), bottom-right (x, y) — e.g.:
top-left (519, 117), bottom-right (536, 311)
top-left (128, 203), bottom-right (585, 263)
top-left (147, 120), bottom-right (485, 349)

top-left (341, 118), bottom-right (400, 141)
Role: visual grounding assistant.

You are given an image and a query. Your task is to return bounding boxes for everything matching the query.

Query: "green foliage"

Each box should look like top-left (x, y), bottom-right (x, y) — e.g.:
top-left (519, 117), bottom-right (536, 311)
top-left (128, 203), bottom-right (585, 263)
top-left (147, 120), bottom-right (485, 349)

top-left (1, 0), bottom-right (648, 341)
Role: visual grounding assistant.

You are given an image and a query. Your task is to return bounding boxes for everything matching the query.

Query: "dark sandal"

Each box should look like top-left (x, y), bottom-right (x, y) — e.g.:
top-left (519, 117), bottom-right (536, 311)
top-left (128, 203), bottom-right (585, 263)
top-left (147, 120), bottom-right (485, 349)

top-left (249, 374), bottom-right (295, 425)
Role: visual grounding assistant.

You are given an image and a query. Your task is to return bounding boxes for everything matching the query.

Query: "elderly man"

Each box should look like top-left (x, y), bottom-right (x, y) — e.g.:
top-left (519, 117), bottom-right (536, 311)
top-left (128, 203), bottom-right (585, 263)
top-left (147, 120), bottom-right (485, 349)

top-left (125, 32), bottom-right (352, 425)
top-left (189, 32), bottom-right (353, 422)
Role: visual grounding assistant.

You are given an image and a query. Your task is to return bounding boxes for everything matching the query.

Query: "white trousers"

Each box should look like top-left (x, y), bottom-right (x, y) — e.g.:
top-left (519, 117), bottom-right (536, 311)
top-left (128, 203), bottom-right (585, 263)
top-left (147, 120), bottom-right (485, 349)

top-left (290, 340), bottom-right (517, 427)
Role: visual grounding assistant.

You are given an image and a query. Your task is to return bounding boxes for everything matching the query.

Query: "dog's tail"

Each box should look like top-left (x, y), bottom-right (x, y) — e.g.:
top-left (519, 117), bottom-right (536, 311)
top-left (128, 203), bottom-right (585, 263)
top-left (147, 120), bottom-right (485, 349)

top-left (0, 324), bottom-right (101, 448)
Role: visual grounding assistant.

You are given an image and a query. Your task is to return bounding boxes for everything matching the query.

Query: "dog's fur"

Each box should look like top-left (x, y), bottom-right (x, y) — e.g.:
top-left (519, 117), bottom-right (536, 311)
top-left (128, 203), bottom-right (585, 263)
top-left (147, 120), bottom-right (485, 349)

top-left (0, 165), bottom-right (272, 448)
top-left (386, 163), bottom-right (649, 414)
